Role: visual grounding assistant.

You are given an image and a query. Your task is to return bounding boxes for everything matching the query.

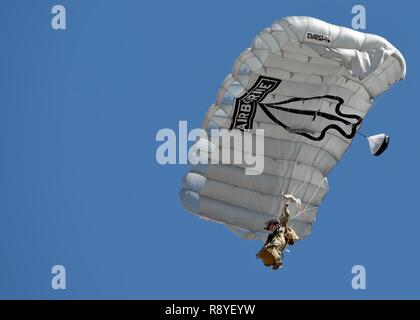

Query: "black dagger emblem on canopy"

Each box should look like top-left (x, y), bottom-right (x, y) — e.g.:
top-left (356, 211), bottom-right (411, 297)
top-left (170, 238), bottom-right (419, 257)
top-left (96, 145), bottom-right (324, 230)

top-left (230, 76), bottom-right (362, 141)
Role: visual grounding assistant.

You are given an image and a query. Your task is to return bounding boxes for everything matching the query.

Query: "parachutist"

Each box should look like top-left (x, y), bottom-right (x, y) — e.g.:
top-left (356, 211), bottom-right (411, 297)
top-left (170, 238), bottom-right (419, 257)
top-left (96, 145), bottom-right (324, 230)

top-left (256, 205), bottom-right (299, 270)
top-left (180, 16), bottom-right (406, 266)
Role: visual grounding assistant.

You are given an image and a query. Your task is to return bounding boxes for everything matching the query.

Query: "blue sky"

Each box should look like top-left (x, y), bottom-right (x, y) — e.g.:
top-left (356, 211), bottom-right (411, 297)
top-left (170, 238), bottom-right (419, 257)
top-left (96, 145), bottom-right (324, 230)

top-left (0, 0), bottom-right (418, 299)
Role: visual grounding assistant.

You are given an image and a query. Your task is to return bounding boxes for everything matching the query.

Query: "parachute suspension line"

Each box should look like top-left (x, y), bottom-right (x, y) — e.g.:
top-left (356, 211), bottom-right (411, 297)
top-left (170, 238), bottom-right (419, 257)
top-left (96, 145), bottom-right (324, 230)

top-left (302, 177), bottom-right (326, 212)
top-left (290, 206), bottom-right (315, 220)
top-left (276, 96), bottom-right (312, 220)
top-left (290, 177), bottom-right (327, 221)
top-left (291, 180), bottom-right (306, 199)
top-left (276, 134), bottom-right (306, 219)
top-left (285, 168), bottom-right (311, 218)
top-left (276, 195), bottom-right (283, 220)
top-left (289, 206), bottom-right (312, 222)
top-left (291, 161), bottom-right (312, 200)
top-left (357, 91), bottom-right (389, 140)
top-left (290, 185), bottom-right (296, 198)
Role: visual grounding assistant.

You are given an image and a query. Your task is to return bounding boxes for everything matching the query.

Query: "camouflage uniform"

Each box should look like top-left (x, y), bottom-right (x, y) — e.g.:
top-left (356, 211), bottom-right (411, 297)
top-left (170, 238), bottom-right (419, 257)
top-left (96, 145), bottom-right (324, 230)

top-left (256, 205), bottom-right (299, 269)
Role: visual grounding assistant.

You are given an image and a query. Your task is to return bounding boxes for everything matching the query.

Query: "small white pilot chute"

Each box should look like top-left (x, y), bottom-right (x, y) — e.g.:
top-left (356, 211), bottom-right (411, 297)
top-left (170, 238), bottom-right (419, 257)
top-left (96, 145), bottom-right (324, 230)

top-left (367, 133), bottom-right (390, 156)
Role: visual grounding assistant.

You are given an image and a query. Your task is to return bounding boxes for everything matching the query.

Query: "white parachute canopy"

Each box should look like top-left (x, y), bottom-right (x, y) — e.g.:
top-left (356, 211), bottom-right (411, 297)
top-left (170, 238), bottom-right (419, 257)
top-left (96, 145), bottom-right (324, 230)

top-left (180, 16), bottom-right (406, 241)
top-left (367, 133), bottom-right (390, 156)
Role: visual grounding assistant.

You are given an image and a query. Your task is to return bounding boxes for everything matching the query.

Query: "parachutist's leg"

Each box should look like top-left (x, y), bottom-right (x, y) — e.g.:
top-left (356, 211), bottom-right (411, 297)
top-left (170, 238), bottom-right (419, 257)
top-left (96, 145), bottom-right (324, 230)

top-left (272, 263), bottom-right (282, 270)
top-left (257, 246), bottom-right (278, 267)
top-left (272, 259), bottom-right (283, 269)
top-left (272, 250), bottom-right (283, 270)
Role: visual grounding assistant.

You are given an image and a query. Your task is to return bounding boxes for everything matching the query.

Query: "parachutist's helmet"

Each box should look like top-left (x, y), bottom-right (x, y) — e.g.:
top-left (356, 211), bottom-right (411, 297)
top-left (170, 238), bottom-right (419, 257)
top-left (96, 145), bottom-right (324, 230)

top-left (264, 218), bottom-right (280, 230)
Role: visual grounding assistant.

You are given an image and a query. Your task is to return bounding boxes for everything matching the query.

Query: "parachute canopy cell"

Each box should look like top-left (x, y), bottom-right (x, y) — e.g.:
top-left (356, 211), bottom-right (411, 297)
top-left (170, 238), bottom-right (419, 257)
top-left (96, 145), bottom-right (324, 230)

top-left (180, 16), bottom-right (406, 241)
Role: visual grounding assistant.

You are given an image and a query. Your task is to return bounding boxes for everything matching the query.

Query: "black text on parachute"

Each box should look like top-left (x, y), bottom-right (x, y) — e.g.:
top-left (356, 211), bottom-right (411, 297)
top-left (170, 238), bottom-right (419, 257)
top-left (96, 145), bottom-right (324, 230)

top-left (180, 16), bottom-right (406, 242)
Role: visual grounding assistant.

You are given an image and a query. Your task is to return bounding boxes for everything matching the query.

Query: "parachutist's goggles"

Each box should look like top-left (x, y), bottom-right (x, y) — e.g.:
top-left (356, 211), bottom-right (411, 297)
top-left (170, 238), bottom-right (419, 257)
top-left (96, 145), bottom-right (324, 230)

top-left (264, 218), bottom-right (280, 230)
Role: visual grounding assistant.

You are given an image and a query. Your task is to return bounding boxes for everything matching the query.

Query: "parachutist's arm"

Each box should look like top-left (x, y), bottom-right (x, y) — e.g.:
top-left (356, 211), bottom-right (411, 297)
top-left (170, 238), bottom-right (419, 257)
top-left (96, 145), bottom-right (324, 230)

top-left (284, 204), bottom-right (290, 216)
top-left (281, 205), bottom-right (290, 227)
